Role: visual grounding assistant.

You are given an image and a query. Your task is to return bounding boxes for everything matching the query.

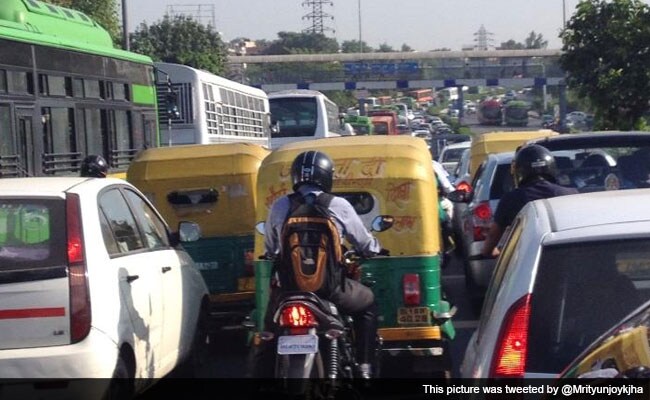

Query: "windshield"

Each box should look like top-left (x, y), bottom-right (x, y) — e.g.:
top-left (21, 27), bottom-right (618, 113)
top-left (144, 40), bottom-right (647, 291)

top-left (0, 199), bottom-right (66, 270)
top-left (269, 97), bottom-right (317, 138)
top-left (528, 239), bottom-right (650, 373)
top-left (441, 148), bottom-right (467, 163)
top-left (548, 145), bottom-right (650, 192)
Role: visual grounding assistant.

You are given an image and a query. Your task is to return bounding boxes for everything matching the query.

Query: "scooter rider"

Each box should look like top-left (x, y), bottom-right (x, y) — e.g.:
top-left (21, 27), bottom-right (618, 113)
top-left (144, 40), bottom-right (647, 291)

top-left (80, 154), bottom-right (109, 178)
top-left (262, 150), bottom-right (384, 379)
top-left (482, 144), bottom-right (578, 258)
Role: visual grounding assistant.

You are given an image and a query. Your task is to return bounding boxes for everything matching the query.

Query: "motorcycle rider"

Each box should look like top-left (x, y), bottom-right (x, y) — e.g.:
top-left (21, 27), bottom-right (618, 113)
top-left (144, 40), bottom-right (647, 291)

top-left (80, 154), bottom-right (109, 178)
top-left (262, 150), bottom-right (384, 379)
top-left (432, 159), bottom-right (456, 262)
top-left (482, 144), bottom-right (578, 258)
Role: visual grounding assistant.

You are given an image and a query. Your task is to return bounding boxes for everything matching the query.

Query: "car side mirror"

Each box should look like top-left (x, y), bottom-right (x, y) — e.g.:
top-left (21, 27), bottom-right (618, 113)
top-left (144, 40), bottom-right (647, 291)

top-left (255, 221), bottom-right (266, 235)
top-left (178, 221), bottom-right (201, 242)
top-left (371, 215), bottom-right (394, 232)
top-left (447, 189), bottom-right (472, 203)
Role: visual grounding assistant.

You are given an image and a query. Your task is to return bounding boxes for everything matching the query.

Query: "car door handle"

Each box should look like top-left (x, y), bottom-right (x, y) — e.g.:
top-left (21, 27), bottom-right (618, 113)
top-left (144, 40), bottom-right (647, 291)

top-left (126, 275), bottom-right (139, 283)
top-left (162, 266), bottom-right (172, 273)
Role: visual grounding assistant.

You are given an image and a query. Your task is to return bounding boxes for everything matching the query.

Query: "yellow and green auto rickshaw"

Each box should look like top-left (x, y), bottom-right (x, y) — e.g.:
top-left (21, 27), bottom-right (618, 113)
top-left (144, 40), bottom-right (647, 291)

top-left (251, 135), bottom-right (456, 377)
top-left (127, 142), bottom-right (270, 332)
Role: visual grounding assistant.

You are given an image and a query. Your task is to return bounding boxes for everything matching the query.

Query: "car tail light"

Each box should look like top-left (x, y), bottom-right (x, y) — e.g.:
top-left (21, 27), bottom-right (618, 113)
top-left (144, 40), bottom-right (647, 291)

top-left (66, 193), bottom-right (91, 343)
top-left (490, 294), bottom-right (531, 378)
top-left (403, 273), bottom-right (421, 305)
top-left (279, 304), bottom-right (318, 328)
top-left (472, 201), bottom-right (492, 241)
top-left (456, 181), bottom-right (471, 193)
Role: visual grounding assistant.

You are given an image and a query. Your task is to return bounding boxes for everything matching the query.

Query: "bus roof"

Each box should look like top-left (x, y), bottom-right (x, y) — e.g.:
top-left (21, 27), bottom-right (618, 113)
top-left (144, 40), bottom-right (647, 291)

top-left (154, 62), bottom-right (268, 97)
top-left (0, 0), bottom-right (152, 64)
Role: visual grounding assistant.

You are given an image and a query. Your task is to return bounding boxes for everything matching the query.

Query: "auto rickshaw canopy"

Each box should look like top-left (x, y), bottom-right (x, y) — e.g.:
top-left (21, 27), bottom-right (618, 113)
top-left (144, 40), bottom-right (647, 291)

top-left (469, 129), bottom-right (558, 179)
top-left (255, 135), bottom-right (441, 257)
top-left (127, 142), bottom-right (270, 236)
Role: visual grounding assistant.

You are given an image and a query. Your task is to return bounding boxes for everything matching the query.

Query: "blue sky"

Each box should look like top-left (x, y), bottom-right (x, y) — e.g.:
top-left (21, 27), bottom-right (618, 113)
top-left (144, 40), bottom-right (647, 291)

top-left (125, 1), bottom-right (640, 51)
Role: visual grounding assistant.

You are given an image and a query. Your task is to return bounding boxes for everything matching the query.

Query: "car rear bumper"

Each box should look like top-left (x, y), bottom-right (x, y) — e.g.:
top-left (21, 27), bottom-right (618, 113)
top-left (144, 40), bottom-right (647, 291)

top-left (0, 327), bottom-right (119, 379)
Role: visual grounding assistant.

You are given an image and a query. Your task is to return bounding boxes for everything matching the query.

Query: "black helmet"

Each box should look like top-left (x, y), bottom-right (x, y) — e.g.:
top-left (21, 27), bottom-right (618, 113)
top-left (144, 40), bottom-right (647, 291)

top-left (513, 144), bottom-right (557, 185)
top-left (291, 151), bottom-right (334, 192)
top-left (80, 155), bottom-right (108, 178)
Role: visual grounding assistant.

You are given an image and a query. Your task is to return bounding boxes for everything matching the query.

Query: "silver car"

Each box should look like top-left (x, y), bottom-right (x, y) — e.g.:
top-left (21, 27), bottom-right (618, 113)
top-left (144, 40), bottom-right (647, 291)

top-left (450, 151), bottom-right (515, 307)
top-left (461, 189), bottom-right (650, 378)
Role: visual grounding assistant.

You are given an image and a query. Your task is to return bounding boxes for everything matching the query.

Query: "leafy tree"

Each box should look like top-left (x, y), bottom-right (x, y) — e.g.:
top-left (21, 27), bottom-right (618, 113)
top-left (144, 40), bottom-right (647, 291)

top-left (499, 39), bottom-right (525, 50)
top-left (340, 40), bottom-right (373, 53)
top-left (45, 0), bottom-right (121, 44)
top-left (262, 32), bottom-right (338, 55)
top-left (130, 15), bottom-right (226, 75)
top-left (376, 43), bottom-right (394, 53)
top-left (401, 44), bottom-right (413, 52)
top-left (560, 0), bottom-right (650, 130)
top-left (525, 31), bottom-right (548, 49)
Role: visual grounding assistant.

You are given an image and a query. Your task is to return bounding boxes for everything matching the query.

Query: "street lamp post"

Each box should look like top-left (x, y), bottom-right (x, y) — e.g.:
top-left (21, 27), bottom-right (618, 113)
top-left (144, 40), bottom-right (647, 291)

top-left (122, 0), bottom-right (129, 50)
top-left (358, 0), bottom-right (362, 53)
top-left (563, 0), bottom-right (567, 29)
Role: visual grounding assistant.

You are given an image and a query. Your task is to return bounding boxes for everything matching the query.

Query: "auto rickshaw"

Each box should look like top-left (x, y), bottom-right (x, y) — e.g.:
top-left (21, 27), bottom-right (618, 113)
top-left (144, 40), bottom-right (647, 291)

top-left (127, 142), bottom-right (270, 332)
top-left (251, 135), bottom-right (456, 377)
top-left (469, 129), bottom-right (558, 179)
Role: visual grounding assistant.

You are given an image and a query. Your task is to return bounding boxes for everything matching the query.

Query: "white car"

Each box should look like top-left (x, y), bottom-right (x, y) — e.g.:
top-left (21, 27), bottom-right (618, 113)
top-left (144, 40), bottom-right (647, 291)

top-left (461, 189), bottom-right (650, 379)
top-left (438, 141), bottom-right (471, 177)
top-left (0, 177), bottom-right (210, 398)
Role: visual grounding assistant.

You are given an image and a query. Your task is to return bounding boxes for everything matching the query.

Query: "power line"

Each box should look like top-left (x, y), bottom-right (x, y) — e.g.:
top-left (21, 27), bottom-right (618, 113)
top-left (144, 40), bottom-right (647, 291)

top-left (301, 0), bottom-right (335, 35)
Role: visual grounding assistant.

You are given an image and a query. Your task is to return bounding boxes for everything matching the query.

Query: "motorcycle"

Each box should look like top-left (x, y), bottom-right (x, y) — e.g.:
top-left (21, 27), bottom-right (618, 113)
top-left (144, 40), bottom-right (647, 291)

top-left (255, 216), bottom-right (394, 398)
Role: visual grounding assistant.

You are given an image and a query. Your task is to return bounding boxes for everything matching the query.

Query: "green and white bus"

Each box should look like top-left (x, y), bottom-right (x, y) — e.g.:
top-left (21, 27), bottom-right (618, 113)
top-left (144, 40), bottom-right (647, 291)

top-left (0, 0), bottom-right (159, 178)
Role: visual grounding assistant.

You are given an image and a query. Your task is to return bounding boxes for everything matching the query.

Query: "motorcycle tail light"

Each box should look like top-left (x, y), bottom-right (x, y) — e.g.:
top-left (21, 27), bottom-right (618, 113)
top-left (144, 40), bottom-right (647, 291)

top-left (279, 304), bottom-right (318, 328)
top-left (456, 181), bottom-right (471, 193)
top-left (403, 273), bottom-right (421, 306)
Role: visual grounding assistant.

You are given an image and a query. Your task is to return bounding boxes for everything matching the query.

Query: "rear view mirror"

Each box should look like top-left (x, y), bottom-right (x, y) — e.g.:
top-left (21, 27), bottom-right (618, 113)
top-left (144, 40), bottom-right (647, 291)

top-left (255, 221), bottom-right (266, 235)
top-left (178, 221), bottom-right (201, 242)
top-left (371, 215), bottom-right (394, 232)
top-left (447, 189), bottom-right (472, 203)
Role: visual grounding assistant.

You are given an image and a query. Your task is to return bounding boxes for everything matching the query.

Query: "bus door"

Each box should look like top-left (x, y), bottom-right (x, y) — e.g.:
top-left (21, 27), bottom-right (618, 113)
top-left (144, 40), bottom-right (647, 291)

top-left (142, 111), bottom-right (159, 148)
top-left (15, 107), bottom-right (35, 177)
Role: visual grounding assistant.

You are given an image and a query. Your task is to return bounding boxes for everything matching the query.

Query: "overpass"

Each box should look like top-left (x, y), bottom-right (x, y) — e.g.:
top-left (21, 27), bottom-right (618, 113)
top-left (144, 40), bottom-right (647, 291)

top-left (226, 49), bottom-right (566, 92)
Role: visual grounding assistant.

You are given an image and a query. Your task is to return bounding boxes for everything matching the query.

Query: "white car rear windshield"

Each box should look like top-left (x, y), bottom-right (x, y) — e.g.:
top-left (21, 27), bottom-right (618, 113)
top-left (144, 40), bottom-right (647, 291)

top-left (527, 239), bottom-right (650, 373)
top-left (0, 199), bottom-right (66, 271)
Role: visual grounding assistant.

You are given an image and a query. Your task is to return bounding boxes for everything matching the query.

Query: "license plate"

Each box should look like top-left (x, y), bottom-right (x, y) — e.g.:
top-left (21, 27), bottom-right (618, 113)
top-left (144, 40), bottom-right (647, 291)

top-left (237, 277), bottom-right (255, 291)
top-left (277, 334), bottom-right (319, 355)
top-left (397, 306), bottom-right (431, 325)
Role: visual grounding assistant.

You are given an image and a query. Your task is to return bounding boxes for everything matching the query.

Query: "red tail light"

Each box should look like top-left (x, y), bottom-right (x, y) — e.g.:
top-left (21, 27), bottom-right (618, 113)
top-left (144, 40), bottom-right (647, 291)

top-left (472, 202), bottom-right (492, 241)
top-left (403, 274), bottom-right (421, 305)
top-left (66, 194), bottom-right (91, 343)
top-left (490, 294), bottom-right (531, 378)
top-left (279, 305), bottom-right (318, 328)
top-left (456, 181), bottom-right (471, 193)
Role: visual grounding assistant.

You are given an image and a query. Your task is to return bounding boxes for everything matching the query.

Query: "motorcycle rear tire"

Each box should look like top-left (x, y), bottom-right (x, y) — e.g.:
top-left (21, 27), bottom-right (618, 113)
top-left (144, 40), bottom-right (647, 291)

top-left (277, 353), bottom-right (325, 396)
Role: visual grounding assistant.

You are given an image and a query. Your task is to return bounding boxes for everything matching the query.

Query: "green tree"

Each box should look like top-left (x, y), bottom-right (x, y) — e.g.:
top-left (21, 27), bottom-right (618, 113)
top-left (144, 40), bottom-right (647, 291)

top-left (525, 31), bottom-right (548, 49)
top-left (262, 32), bottom-right (339, 55)
top-left (499, 39), bottom-right (525, 50)
top-left (130, 15), bottom-right (226, 75)
top-left (377, 43), bottom-right (394, 52)
top-left (560, 0), bottom-right (650, 130)
top-left (46, 0), bottom-right (121, 44)
top-left (340, 40), bottom-right (373, 53)
top-left (400, 43), bottom-right (413, 52)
